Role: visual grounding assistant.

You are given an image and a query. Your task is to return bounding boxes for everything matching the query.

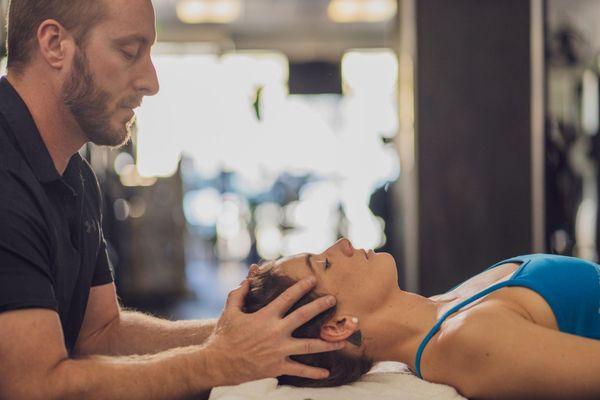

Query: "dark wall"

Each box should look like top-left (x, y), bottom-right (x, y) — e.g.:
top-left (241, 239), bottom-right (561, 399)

top-left (415, 0), bottom-right (533, 295)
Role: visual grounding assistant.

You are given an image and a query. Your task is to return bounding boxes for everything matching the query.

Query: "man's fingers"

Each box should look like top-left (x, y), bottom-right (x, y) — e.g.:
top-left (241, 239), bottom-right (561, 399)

top-left (265, 277), bottom-right (316, 316)
top-left (247, 264), bottom-right (259, 278)
top-left (224, 279), bottom-right (250, 312)
top-left (287, 338), bottom-right (345, 356)
top-left (282, 360), bottom-right (331, 380)
top-left (283, 295), bottom-right (336, 331)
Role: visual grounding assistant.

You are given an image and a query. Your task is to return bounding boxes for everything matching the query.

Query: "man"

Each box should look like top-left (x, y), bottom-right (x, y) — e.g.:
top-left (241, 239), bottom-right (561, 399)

top-left (0, 1), bottom-right (343, 399)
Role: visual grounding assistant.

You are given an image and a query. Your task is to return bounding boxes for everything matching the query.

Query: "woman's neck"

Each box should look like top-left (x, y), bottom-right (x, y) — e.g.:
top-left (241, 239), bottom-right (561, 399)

top-left (361, 290), bottom-right (444, 371)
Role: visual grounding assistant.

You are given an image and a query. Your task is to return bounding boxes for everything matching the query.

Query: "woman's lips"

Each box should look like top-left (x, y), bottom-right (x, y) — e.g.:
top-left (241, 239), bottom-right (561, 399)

top-left (367, 249), bottom-right (375, 260)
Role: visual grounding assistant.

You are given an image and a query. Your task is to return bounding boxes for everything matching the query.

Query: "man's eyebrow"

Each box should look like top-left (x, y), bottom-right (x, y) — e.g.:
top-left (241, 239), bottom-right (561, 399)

top-left (305, 253), bottom-right (314, 273)
top-left (113, 34), bottom-right (150, 46)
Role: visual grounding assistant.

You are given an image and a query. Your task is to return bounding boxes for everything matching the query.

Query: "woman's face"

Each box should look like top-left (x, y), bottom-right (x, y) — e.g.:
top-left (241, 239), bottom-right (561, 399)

top-left (266, 238), bottom-right (398, 316)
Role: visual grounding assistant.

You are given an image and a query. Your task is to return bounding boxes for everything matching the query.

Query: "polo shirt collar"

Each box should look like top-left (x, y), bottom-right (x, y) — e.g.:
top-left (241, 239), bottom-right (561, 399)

top-left (0, 76), bottom-right (62, 183)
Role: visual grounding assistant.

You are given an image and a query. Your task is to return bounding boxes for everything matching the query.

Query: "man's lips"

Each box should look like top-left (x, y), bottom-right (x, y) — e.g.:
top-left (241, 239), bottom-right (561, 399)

top-left (121, 99), bottom-right (143, 109)
top-left (120, 108), bottom-right (135, 121)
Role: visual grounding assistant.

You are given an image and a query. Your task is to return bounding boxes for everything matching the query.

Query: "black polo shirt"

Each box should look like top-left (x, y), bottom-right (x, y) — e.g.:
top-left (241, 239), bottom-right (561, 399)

top-left (0, 76), bottom-right (114, 353)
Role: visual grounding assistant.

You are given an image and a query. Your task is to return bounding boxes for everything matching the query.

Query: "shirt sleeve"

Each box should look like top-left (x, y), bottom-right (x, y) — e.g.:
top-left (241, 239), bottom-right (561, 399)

top-left (0, 171), bottom-right (58, 313)
top-left (81, 158), bottom-right (115, 287)
top-left (91, 233), bottom-right (114, 287)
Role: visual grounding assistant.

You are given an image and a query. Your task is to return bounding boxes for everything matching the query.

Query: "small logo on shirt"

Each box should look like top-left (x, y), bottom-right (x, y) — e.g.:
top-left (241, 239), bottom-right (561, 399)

top-left (84, 220), bottom-right (97, 234)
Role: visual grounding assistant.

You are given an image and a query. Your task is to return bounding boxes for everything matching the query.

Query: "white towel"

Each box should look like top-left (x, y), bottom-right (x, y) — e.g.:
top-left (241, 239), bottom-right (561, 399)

top-left (210, 362), bottom-right (467, 400)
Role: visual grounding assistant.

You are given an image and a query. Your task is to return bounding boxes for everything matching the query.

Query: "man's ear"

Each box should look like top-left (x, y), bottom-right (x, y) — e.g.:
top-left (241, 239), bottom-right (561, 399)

top-left (320, 315), bottom-right (359, 343)
top-left (36, 19), bottom-right (74, 70)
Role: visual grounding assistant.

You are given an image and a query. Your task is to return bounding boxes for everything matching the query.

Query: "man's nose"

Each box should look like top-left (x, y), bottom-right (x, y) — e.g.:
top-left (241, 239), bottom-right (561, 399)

top-left (331, 238), bottom-right (354, 257)
top-left (134, 56), bottom-right (160, 96)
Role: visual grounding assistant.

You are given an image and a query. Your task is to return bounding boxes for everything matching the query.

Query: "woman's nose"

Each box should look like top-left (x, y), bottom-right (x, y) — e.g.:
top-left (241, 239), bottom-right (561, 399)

top-left (331, 238), bottom-right (354, 257)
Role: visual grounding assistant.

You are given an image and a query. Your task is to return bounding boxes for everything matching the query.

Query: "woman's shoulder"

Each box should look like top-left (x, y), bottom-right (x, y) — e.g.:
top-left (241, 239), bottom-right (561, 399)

top-left (439, 300), bottom-right (529, 343)
top-left (426, 302), bottom-right (600, 398)
top-left (422, 304), bottom-right (528, 395)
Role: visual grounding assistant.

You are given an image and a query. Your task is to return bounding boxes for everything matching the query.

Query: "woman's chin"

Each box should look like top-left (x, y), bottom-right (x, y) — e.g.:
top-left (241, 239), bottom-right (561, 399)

top-left (381, 252), bottom-right (399, 284)
top-left (379, 252), bottom-right (397, 267)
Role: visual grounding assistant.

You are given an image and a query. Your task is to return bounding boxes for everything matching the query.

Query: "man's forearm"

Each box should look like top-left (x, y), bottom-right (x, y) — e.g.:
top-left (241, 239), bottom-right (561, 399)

top-left (15, 345), bottom-right (224, 400)
top-left (77, 311), bottom-right (217, 357)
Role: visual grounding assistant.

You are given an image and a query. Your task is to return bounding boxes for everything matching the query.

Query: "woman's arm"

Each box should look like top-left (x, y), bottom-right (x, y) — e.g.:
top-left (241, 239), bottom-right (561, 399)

top-left (434, 306), bottom-right (600, 399)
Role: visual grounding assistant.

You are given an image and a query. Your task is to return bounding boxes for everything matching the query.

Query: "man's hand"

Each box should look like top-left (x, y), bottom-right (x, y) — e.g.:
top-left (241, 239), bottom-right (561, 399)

top-left (205, 277), bottom-right (344, 386)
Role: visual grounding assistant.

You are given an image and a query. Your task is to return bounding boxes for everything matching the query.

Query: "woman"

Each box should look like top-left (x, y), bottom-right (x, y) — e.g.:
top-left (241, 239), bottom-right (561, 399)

top-left (243, 238), bottom-right (600, 398)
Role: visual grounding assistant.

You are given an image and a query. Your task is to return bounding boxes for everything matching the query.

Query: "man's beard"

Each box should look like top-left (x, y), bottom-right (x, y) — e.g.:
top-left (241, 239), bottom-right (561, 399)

top-left (62, 48), bottom-right (135, 147)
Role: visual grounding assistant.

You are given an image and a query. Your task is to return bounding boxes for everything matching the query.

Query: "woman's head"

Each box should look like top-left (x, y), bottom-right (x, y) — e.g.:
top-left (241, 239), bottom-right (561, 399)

top-left (243, 238), bottom-right (398, 387)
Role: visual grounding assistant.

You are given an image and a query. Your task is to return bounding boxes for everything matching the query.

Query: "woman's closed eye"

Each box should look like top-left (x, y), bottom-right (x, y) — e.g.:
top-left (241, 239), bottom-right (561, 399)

top-left (323, 258), bottom-right (331, 270)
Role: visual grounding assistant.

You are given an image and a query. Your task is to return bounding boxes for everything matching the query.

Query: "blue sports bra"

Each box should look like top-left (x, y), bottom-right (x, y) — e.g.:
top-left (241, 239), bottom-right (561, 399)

top-left (414, 254), bottom-right (600, 379)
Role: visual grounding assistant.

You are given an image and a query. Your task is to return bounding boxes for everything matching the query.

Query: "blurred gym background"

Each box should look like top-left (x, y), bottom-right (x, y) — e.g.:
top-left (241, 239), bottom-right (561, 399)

top-left (1, 0), bottom-right (598, 319)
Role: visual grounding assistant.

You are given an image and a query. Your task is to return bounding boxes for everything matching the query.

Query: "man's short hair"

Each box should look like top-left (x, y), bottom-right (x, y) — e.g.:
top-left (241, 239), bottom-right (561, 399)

top-left (6, 0), bottom-right (106, 73)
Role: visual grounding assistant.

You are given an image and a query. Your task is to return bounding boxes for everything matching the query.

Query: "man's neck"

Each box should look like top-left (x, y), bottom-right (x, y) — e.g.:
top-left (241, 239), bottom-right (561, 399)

top-left (6, 71), bottom-right (86, 175)
top-left (363, 290), bottom-right (443, 371)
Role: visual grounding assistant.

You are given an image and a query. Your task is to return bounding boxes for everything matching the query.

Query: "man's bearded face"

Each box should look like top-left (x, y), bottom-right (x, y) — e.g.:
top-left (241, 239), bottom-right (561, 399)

top-left (62, 46), bottom-right (137, 147)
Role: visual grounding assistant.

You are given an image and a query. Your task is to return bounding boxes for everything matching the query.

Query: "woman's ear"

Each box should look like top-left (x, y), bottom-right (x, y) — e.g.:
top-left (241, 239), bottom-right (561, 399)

top-left (320, 315), bottom-right (360, 343)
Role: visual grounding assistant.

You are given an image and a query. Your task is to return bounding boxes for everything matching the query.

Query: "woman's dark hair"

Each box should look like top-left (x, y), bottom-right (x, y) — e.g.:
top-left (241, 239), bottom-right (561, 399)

top-left (243, 266), bottom-right (374, 387)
